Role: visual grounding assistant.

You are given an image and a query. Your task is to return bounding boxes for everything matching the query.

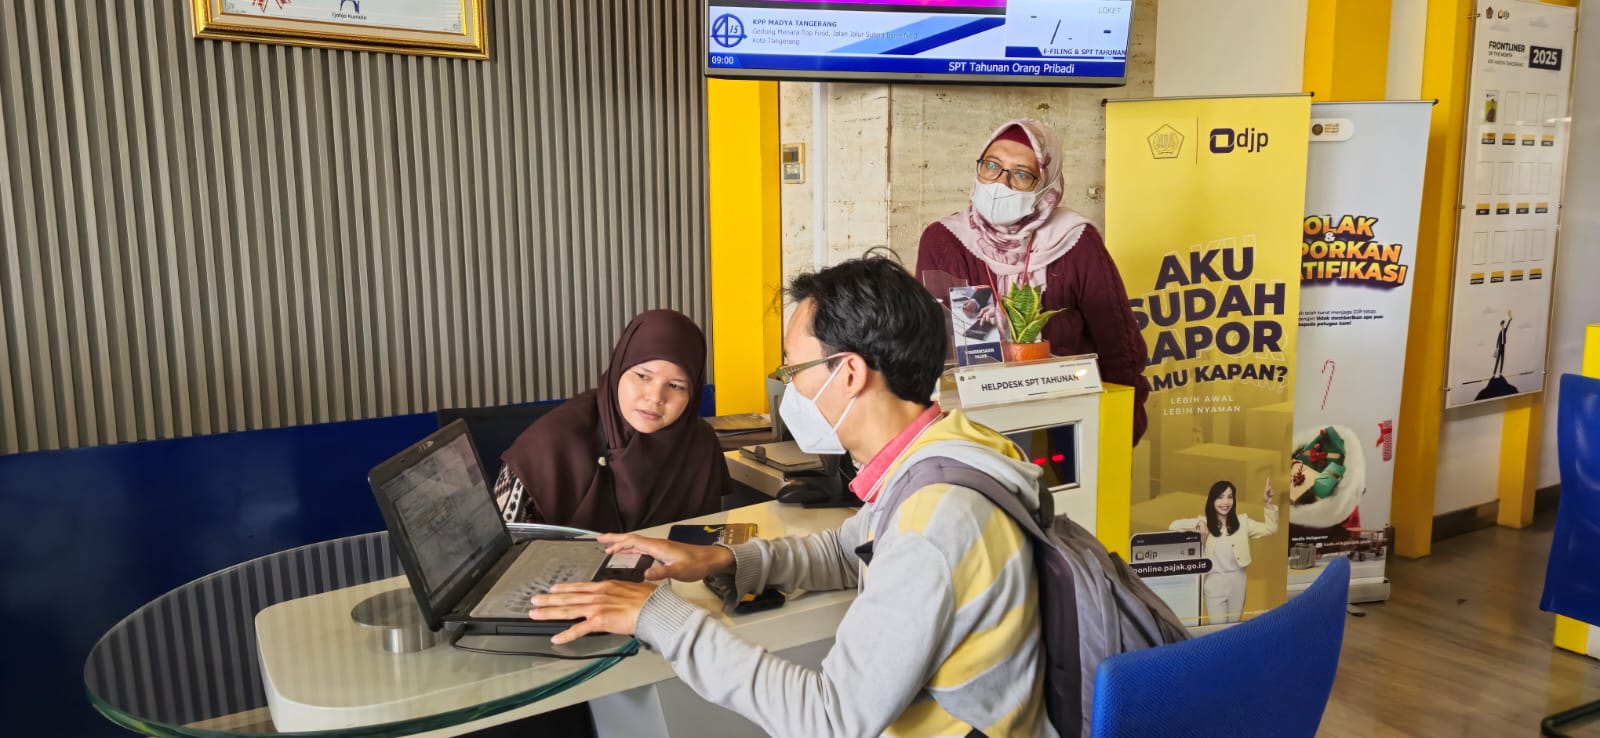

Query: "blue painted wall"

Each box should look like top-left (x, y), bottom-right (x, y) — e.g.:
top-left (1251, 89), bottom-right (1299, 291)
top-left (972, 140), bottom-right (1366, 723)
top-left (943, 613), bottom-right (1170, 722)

top-left (0, 413), bottom-right (434, 736)
top-left (0, 390), bottom-right (715, 737)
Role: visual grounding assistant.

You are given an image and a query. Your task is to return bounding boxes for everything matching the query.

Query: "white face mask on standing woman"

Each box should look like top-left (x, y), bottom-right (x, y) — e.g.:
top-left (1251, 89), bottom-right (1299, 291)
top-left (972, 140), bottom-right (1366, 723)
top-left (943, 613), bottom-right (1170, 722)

top-left (970, 178), bottom-right (1045, 226)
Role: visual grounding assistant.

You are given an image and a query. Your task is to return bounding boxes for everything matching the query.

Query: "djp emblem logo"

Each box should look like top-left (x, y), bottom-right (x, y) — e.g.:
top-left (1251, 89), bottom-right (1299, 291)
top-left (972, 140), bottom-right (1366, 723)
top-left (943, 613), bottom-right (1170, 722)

top-left (1147, 124), bottom-right (1184, 159)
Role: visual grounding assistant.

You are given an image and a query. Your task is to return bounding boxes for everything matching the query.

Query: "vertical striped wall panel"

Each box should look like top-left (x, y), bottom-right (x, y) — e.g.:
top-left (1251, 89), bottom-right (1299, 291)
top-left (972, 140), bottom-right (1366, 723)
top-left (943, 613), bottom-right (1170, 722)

top-left (0, 1), bottom-right (709, 455)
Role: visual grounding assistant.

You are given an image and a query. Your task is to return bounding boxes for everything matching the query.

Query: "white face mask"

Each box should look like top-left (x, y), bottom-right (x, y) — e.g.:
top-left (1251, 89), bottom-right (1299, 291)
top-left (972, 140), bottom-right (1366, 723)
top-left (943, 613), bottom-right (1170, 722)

top-left (778, 362), bottom-right (856, 456)
top-left (971, 179), bottom-right (1041, 226)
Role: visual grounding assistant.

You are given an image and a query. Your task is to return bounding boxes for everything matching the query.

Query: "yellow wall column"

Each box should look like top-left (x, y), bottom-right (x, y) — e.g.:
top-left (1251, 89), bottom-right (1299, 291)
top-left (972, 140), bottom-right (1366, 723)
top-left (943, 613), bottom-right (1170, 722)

top-left (1497, 396), bottom-right (1544, 527)
top-left (1555, 615), bottom-right (1591, 655)
top-left (1303, 0), bottom-right (1392, 101)
top-left (1096, 385), bottom-right (1135, 560)
top-left (707, 79), bottom-right (783, 415)
top-left (1584, 325), bottom-right (1600, 377)
top-left (1389, 0), bottom-right (1476, 558)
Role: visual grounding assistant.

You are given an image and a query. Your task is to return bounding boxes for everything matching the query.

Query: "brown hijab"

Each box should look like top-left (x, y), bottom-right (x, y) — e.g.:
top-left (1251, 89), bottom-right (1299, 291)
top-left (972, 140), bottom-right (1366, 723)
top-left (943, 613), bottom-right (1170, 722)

top-left (500, 310), bottom-right (725, 532)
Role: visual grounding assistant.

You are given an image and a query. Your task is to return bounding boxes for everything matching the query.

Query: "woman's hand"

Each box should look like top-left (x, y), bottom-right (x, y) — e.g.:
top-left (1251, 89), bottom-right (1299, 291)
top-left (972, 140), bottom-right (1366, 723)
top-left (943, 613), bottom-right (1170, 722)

top-left (1264, 478), bottom-right (1275, 507)
top-left (530, 580), bottom-right (657, 645)
top-left (597, 533), bottom-right (735, 582)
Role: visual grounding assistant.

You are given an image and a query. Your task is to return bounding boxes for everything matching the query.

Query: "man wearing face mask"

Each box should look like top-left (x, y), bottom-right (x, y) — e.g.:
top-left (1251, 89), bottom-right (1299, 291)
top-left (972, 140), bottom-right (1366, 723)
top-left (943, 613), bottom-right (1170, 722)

top-left (528, 257), bottom-right (1055, 738)
top-left (917, 118), bottom-right (1150, 445)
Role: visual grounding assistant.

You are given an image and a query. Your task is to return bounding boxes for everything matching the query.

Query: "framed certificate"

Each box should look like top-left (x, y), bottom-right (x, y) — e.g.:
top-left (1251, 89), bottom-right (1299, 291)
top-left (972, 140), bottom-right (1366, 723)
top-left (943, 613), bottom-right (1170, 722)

top-left (191, 0), bottom-right (488, 60)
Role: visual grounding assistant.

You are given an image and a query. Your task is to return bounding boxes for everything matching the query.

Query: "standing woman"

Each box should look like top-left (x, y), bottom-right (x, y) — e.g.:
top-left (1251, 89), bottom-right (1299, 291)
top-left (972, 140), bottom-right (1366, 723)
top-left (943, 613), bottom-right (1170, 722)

top-left (916, 118), bottom-right (1151, 444)
top-left (1169, 479), bottom-right (1279, 624)
top-left (494, 309), bottom-right (727, 533)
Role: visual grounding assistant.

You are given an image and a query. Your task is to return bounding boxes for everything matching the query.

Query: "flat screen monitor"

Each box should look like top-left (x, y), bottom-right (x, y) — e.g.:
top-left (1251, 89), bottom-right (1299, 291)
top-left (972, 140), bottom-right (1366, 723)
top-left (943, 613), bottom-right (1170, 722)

top-left (705, 0), bottom-right (1133, 86)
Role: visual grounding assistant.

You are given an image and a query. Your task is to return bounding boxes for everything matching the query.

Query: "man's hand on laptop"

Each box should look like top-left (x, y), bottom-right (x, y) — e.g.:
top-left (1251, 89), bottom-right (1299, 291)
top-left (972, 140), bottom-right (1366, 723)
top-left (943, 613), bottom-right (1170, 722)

top-left (596, 533), bottom-right (736, 582)
top-left (529, 580), bottom-right (655, 644)
top-left (527, 535), bottom-right (737, 644)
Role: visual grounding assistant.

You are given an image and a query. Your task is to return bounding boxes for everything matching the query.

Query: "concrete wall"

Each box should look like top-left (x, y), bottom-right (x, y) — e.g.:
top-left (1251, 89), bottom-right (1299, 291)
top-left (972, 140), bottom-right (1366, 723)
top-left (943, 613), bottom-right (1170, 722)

top-left (1537, 0), bottom-right (1600, 488)
top-left (776, 0), bottom-right (1161, 283)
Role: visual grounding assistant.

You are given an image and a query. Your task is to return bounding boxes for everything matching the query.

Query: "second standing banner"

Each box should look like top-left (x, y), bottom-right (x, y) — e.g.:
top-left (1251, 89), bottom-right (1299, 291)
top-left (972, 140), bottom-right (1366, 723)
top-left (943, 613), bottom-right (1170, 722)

top-left (1293, 101), bottom-right (1433, 596)
top-left (1107, 95), bottom-right (1309, 626)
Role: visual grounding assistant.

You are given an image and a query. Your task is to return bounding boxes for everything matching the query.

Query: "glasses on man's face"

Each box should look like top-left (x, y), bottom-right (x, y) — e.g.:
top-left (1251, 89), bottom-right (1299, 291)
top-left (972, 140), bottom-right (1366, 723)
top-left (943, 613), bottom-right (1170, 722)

top-left (768, 353), bottom-right (845, 384)
top-left (975, 158), bottom-right (1041, 192)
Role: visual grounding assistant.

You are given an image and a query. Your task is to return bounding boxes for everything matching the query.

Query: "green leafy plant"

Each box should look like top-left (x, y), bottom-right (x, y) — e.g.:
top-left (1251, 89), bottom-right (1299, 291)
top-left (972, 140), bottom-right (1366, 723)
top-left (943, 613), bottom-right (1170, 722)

top-left (1000, 283), bottom-right (1061, 344)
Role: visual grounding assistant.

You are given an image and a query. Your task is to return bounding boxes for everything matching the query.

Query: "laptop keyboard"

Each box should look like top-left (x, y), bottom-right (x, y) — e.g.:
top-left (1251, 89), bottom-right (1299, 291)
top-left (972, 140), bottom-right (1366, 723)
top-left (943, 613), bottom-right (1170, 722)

top-left (469, 540), bottom-right (609, 619)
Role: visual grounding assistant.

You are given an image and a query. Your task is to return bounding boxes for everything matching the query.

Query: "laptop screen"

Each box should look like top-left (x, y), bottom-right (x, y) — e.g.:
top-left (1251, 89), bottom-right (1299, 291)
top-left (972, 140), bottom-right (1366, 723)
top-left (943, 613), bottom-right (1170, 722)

top-left (372, 428), bottom-right (505, 611)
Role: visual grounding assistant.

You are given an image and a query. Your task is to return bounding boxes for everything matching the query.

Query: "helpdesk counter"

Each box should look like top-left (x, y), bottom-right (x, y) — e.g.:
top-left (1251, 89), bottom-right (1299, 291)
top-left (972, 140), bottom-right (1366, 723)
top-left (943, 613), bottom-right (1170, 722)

top-left (727, 380), bottom-right (1138, 550)
top-left (84, 502), bottom-right (854, 738)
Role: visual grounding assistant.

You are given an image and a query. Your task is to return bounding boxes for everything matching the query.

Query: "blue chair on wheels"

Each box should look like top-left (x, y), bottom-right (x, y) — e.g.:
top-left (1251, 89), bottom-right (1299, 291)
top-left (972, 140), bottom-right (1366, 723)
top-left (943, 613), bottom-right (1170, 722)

top-left (1539, 373), bottom-right (1600, 737)
top-left (1090, 557), bottom-right (1351, 738)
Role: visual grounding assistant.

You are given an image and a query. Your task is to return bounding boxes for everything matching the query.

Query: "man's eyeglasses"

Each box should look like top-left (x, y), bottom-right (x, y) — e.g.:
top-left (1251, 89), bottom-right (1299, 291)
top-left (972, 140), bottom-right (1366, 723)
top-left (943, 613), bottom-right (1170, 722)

top-left (768, 353), bottom-right (847, 384)
top-left (975, 158), bottom-right (1041, 192)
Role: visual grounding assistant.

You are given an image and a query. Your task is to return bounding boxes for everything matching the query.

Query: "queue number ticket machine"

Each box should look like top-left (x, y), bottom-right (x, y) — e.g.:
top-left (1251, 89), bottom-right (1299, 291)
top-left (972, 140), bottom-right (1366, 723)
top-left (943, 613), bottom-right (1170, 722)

top-left (942, 354), bottom-right (1106, 534)
top-left (727, 355), bottom-right (1123, 540)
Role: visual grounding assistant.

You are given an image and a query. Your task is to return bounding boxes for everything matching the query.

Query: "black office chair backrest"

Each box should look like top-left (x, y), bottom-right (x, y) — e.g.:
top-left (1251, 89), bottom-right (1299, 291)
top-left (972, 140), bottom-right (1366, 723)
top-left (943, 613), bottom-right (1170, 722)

top-left (437, 402), bottom-right (561, 479)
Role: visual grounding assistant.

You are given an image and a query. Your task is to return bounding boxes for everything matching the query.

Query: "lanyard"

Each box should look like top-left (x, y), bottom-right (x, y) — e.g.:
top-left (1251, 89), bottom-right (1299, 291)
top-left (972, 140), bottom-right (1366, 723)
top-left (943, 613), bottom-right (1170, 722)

top-left (982, 236), bottom-right (1035, 296)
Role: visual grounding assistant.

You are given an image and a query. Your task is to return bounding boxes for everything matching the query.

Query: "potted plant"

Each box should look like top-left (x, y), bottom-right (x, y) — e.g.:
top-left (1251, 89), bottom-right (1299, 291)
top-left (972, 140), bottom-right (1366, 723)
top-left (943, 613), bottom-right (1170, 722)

top-left (1000, 283), bottom-right (1059, 363)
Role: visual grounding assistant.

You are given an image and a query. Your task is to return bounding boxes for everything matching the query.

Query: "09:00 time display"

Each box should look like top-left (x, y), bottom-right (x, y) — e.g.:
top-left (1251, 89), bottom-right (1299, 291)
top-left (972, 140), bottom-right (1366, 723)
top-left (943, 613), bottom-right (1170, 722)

top-left (710, 54), bottom-right (737, 66)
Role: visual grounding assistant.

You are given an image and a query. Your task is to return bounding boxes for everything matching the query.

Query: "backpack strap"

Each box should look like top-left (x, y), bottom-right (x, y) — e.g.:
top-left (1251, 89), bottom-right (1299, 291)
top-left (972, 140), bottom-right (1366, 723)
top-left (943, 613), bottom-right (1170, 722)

top-left (873, 455), bottom-right (1084, 736)
top-left (871, 455), bottom-right (1051, 547)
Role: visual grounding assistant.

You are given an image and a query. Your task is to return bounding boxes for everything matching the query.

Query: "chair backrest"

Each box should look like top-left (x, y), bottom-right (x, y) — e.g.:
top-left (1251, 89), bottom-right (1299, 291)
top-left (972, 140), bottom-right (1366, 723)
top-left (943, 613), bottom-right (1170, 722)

top-left (1090, 557), bottom-right (1351, 738)
top-left (437, 402), bottom-right (560, 478)
top-left (1541, 374), bottom-right (1600, 622)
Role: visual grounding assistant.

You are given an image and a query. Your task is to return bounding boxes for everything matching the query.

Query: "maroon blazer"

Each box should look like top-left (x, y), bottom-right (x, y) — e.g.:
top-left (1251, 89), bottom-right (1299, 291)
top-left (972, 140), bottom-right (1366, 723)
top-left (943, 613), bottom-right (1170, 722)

top-left (917, 221), bottom-right (1150, 445)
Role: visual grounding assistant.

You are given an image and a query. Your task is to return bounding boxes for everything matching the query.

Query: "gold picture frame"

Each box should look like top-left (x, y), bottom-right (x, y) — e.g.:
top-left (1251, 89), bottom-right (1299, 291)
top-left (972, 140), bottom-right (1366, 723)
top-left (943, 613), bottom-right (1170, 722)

top-left (191, 0), bottom-right (488, 60)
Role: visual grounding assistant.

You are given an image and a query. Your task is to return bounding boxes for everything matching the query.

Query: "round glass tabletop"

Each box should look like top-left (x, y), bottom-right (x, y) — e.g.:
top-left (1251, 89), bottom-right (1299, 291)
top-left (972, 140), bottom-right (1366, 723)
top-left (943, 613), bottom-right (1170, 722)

top-left (83, 532), bottom-right (633, 737)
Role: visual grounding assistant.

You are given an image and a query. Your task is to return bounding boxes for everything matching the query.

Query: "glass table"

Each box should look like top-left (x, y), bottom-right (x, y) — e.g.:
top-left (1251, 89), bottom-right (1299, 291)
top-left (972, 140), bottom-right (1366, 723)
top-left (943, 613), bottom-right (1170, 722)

top-left (83, 530), bottom-right (635, 737)
top-left (86, 502), bottom-right (858, 737)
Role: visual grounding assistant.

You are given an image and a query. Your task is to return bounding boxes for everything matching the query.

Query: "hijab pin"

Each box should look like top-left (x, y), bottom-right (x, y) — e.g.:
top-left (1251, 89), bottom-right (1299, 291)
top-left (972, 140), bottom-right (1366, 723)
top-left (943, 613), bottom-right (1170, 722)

top-left (598, 456), bottom-right (608, 467)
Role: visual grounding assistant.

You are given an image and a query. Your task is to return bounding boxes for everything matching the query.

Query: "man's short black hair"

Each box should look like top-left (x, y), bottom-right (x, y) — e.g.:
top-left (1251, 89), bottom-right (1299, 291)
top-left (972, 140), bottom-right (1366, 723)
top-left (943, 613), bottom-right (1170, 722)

top-left (787, 255), bottom-right (948, 406)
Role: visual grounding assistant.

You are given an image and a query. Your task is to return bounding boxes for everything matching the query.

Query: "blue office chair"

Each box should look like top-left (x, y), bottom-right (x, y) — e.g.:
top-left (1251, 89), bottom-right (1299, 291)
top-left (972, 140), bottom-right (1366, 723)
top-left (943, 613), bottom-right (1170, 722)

top-left (1539, 373), bottom-right (1600, 737)
top-left (1090, 557), bottom-right (1350, 738)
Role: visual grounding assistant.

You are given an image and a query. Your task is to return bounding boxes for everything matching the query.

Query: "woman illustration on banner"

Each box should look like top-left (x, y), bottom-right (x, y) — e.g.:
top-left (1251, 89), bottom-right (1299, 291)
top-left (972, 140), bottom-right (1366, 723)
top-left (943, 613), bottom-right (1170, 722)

top-left (1169, 479), bottom-right (1278, 624)
top-left (914, 118), bottom-right (1150, 445)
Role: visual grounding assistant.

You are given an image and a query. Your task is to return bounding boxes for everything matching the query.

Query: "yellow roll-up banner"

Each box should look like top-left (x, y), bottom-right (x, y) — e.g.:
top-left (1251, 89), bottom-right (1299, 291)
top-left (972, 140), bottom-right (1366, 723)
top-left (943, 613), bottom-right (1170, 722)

top-left (1106, 96), bottom-right (1310, 625)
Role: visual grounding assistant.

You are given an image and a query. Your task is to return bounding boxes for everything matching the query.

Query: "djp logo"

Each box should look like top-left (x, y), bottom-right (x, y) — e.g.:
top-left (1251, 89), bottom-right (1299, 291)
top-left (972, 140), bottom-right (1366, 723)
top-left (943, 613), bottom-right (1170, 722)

top-left (1209, 127), bottom-right (1270, 154)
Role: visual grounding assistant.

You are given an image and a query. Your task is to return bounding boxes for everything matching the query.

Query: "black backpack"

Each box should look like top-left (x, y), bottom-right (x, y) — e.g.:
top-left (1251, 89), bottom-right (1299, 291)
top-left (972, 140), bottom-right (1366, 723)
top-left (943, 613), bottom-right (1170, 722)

top-left (873, 453), bottom-right (1190, 738)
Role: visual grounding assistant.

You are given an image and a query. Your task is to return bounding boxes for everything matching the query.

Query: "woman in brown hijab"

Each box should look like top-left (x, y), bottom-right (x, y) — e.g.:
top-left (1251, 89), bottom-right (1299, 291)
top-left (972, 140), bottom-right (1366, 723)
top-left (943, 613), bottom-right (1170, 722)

top-left (492, 309), bottom-right (726, 533)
